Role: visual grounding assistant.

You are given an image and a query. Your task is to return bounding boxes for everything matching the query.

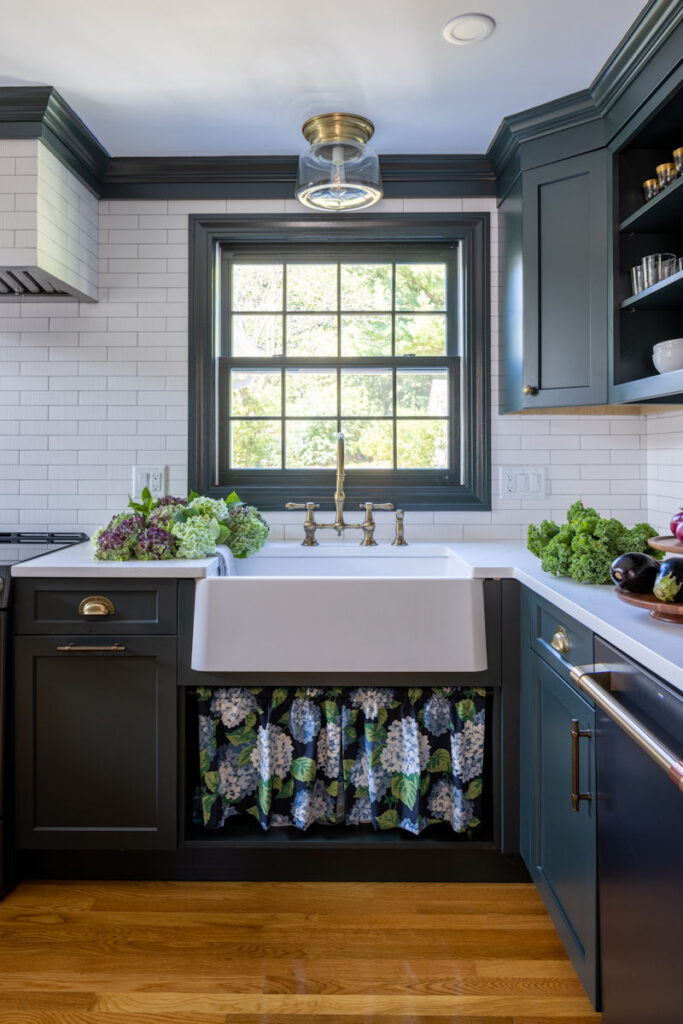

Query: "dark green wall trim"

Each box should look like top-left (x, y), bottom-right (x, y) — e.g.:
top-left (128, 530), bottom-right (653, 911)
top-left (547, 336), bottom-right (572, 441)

top-left (0, 86), bottom-right (109, 194)
top-left (591, 0), bottom-right (682, 116)
top-left (100, 153), bottom-right (495, 199)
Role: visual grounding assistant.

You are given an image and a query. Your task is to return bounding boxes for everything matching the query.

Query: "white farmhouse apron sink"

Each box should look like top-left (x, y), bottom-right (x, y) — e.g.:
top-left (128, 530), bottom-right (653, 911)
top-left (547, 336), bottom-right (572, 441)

top-left (191, 543), bottom-right (487, 674)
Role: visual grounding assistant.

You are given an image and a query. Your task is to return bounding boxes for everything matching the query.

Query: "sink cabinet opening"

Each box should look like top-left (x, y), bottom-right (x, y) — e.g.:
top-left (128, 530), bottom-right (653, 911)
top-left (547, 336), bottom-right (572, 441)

top-left (182, 685), bottom-right (495, 847)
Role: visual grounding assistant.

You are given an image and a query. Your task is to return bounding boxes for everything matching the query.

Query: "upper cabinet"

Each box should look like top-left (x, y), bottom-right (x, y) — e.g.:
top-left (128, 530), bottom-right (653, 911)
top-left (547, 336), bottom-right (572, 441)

top-left (496, 1), bottom-right (683, 413)
top-left (499, 149), bottom-right (610, 413)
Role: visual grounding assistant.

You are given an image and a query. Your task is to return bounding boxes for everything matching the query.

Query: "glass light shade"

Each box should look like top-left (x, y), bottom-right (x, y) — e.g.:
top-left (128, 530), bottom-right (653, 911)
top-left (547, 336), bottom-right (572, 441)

top-left (295, 113), bottom-right (383, 211)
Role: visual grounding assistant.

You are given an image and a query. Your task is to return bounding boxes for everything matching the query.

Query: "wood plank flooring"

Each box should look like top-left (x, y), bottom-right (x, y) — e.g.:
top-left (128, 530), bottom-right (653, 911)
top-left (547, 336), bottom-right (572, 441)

top-left (0, 881), bottom-right (601, 1022)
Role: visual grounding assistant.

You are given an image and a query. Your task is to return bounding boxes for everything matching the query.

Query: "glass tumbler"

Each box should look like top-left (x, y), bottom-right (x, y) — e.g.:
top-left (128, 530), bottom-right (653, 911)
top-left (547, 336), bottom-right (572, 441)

top-left (641, 253), bottom-right (676, 288)
top-left (643, 178), bottom-right (660, 201)
top-left (656, 162), bottom-right (677, 188)
top-left (660, 257), bottom-right (677, 280)
top-left (674, 148), bottom-right (683, 175)
top-left (630, 265), bottom-right (645, 294)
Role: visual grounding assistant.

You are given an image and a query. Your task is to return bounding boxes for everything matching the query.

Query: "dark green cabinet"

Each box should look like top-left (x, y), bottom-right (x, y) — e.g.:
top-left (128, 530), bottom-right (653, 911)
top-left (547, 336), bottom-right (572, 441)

top-left (520, 645), bottom-right (598, 1007)
top-left (500, 149), bottom-right (610, 412)
top-left (14, 636), bottom-right (177, 850)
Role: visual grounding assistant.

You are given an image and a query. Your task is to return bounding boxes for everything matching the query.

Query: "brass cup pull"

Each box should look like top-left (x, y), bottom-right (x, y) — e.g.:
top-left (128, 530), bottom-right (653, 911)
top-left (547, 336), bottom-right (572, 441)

top-left (57, 644), bottom-right (126, 653)
top-left (522, 384), bottom-right (538, 396)
top-left (571, 718), bottom-right (592, 812)
top-left (550, 626), bottom-right (570, 655)
top-left (78, 595), bottom-right (115, 617)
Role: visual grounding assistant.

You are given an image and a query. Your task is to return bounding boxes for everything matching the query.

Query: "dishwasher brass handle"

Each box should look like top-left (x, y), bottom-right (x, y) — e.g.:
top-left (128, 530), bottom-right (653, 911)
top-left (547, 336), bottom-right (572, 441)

top-left (571, 664), bottom-right (683, 793)
top-left (78, 595), bottom-right (115, 617)
top-left (550, 626), bottom-right (570, 655)
top-left (57, 643), bottom-right (126, 653)
top-left (571, 718), bottom-right (592, 812)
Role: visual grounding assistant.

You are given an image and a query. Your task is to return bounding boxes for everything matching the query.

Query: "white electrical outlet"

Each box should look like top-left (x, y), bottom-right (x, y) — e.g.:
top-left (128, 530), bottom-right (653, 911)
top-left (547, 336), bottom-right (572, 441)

top-left (498, 466), bottom-right (547, 500)
top-left (132, 465), bottom-right (167, 499)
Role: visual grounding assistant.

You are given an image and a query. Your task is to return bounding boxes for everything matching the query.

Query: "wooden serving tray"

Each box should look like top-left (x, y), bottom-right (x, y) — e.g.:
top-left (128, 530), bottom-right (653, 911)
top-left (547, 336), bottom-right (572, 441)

top-left (648, 535), bottom-right (683, 555)
top-left (615, 585), bottom-right (683, 623)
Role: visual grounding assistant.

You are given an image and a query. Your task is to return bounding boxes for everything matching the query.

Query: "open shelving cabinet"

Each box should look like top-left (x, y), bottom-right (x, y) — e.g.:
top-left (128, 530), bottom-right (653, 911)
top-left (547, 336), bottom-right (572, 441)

top-left (611, 77), bottom-right (683, 405)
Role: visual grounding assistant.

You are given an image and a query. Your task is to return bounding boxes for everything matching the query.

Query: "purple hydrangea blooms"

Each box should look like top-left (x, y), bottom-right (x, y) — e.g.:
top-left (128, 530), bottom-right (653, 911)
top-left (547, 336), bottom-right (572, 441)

top-left (133, 526), bottom-right (178, 560)
top-left (93, 513), bottom-right (145, 561)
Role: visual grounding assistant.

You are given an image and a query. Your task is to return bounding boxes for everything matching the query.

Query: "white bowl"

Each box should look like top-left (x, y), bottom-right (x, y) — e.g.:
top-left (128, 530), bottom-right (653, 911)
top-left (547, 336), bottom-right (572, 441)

top-left (653, 338), bottom-right (683, 374)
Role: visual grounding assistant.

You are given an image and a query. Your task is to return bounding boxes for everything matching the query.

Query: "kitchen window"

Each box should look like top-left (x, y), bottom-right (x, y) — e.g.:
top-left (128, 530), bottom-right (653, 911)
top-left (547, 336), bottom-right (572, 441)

top-left (189, 215), bottom-right (490, 510)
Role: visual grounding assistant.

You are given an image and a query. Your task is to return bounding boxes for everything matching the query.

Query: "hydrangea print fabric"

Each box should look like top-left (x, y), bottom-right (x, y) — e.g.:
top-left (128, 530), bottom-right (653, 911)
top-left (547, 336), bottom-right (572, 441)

top-left (196, 686), bottom-right (486, 835)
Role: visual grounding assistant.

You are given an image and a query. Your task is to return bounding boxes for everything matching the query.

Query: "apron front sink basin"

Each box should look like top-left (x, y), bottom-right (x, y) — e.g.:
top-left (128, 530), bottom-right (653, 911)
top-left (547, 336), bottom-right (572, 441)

top-left (191, 543), bottom-right (487, 674)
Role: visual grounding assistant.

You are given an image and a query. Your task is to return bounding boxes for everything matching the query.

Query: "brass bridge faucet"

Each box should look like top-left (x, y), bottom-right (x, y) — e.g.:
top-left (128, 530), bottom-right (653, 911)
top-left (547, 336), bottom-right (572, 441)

top-left (286, 432), bottom-right (393, 546)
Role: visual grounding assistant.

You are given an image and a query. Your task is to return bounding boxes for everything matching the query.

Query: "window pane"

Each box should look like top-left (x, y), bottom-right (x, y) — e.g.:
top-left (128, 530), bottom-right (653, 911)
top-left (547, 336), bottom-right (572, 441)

top-left (341, 370), bottom-right (392, 417)
top-left (232, 264), bottom-right (283, 311)
top-left (341, 315), bottom-right (392, 357)
top-left (230, 370), bottom-right (281, 417)
top-left (342, 420), bottom-right (393, 468)
top-left (287, 264), bottom-right (337, 311)
top-left (341, 264), bottom-right (392, 311)
top-left (397, 369), bottom-right (448, 417)
top-left (231, 420), bottom-right (281, 468)
top-left (231, 314), bottom-right (283, 357)
top-left (396, 314), bottom-right (446, 355)
top-left (286, 314), bottom-right (337, 356)
top-left (286, 370), bottom-right (337, 417)
top-left (396, 263), bottom-right (446, 311)
top-left (286, 420), bottom-right (337, 468)
top-left (397, 420), bottom-right (448, 468)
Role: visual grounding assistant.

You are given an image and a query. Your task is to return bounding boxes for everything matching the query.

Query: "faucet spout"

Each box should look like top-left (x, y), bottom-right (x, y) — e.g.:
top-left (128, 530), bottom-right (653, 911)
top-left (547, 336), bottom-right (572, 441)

top-left (334, 432), bottom-right (345, 534)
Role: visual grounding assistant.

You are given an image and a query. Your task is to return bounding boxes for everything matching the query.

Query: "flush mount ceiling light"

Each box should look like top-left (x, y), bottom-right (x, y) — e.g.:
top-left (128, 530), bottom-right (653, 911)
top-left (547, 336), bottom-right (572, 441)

top-left (295, 113), bottom-right (383, 211)
top-left (442, 12), bottom-right (496, 45)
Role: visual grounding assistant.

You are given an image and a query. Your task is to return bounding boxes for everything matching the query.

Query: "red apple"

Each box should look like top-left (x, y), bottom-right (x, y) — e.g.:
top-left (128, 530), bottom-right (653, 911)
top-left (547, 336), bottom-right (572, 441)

top-left (670, 509), bottom-right (683, 535)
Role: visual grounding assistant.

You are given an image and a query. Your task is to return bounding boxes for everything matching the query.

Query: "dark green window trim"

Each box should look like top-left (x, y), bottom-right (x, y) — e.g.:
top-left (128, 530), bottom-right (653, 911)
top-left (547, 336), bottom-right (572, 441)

top-left (189, 213), bottom-right (490, 511)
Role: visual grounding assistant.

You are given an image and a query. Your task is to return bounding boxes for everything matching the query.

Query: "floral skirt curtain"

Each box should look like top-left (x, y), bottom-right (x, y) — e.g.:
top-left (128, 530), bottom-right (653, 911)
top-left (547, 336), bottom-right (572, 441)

top-left (196, 686), bottom-right (487, 835)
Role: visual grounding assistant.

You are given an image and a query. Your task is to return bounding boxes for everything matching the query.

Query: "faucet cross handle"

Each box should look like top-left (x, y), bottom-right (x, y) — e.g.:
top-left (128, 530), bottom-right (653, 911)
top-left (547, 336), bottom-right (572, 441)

top-left (358, 501), bottom-right (394, 547)
top-left (285, 502), bottom-right (320, 546)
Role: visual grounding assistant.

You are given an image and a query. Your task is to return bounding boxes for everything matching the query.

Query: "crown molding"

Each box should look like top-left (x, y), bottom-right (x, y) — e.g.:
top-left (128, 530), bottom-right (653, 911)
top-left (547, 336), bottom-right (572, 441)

top-left (590, 0), bottom-right (683, 115)
top-left (0, 86), bottom-right (109, 192)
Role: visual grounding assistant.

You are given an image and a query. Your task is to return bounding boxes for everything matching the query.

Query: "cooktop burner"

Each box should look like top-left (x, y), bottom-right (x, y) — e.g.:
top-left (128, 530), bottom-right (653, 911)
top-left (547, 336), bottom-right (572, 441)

top-left (0, 532), bottom-right (89, 568)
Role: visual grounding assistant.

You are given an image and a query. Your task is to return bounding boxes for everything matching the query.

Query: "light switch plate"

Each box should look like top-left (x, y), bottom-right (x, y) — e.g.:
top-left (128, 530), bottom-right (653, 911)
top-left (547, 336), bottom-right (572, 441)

top-left (498, 466), bottom-right (547, 500)
top-left (132, 465), bottom-right (167, 499)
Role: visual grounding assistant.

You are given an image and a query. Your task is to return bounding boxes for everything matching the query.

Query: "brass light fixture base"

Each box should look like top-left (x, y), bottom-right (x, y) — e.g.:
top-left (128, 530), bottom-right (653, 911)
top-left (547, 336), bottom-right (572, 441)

top-left (301, 113), bottom-right (375, 147)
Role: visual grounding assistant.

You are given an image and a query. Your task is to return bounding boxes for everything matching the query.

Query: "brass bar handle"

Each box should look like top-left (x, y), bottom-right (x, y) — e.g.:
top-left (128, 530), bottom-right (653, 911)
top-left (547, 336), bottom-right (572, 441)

top-left (57, 644), bottom-right (126, 653)
top-left (571, 718), bottom-right (592, 812)
top-left (571, 664), bottom-right (683, 793)
top-left (78, 596), bottom-right (115, 617)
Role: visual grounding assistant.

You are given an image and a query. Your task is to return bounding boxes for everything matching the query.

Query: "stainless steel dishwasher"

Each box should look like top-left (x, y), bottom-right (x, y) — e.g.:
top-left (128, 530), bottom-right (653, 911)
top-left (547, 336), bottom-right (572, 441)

top-left (571, 640), bottom-right (683, 1024)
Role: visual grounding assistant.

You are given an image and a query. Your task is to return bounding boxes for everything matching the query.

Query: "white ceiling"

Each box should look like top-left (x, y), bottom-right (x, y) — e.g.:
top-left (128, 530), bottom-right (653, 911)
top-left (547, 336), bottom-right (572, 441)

top-left (0, 0), bottom-right (646, 157)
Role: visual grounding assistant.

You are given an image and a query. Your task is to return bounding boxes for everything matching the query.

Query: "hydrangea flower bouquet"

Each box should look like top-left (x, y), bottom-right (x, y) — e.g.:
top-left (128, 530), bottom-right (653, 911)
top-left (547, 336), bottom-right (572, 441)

top-left (93, 488), bottom-right (268, 561)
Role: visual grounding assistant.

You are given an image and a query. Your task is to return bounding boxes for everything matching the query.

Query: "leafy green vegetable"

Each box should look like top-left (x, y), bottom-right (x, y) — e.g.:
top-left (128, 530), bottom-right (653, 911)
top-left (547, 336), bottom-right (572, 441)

top-left (527, 501), bottom-right (661, 585)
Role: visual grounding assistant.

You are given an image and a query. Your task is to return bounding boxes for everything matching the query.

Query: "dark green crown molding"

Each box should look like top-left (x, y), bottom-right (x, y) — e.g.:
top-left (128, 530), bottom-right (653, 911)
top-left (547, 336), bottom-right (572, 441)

top-left (0, 86), bottom-right (109, 193)
top-left (590, 0), bottom-right (682, 115)
top-left (100, 152), bottom-right (495, 199)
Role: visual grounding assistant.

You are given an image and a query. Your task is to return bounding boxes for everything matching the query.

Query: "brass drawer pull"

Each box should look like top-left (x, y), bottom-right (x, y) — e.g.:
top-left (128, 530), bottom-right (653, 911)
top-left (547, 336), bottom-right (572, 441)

top-left (78, 595), bottom-right (115, 617)
top-left (550, 626), bottom-right (570, 655)
top-left (571, 718), bottom-right (592, 812)
top-left (57, 644), bottom-right (126, 653)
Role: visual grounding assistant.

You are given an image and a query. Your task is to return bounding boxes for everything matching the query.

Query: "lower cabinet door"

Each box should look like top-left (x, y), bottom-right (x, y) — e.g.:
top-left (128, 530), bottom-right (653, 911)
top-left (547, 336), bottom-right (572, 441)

top-left (14, 636), bottom-right (177, 850)
top-left (526, 651), bottom-right (598, 1008)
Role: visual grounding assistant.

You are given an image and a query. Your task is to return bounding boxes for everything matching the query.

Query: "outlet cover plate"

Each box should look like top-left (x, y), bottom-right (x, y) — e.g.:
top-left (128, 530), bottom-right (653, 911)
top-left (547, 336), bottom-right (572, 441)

top-left (498, 466), bottom-right (547, 500)
top-left (132, 465), bottom-right (166, 499)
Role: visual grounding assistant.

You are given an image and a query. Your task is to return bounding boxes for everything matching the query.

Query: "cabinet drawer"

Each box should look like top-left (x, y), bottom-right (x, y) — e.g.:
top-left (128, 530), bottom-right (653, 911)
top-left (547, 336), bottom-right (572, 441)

top-left (527, 591), bottom-right (593, 687)
top-left (13, 578), bottom-right (177, 635)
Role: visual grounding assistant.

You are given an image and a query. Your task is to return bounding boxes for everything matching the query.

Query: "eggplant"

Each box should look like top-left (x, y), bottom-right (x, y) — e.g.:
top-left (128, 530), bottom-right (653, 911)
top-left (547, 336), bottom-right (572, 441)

top-left (653, 556), bottom-right (683, 603)
top-left (610, 552), bottom-right (660, 593)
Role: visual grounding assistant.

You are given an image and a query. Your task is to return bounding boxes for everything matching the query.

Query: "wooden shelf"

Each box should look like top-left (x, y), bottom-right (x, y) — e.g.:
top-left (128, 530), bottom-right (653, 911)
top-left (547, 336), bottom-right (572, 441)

top-left (621, 268), bottom-right (683, 310)
top-left (620, 175), bottom-right (683, 233)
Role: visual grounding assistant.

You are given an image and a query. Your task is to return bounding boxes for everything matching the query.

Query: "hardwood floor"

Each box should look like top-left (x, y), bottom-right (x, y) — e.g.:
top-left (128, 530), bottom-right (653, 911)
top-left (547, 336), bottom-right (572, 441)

top-left (0, 881), bottom-right (601, 1022)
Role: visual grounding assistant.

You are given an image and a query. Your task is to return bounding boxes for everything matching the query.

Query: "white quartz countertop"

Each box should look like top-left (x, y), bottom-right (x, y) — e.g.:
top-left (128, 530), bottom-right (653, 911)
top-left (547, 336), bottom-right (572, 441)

top-left (11, 539), bottom-right (683, 692)
top-left (10, 541), bottom-right (219, 579)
